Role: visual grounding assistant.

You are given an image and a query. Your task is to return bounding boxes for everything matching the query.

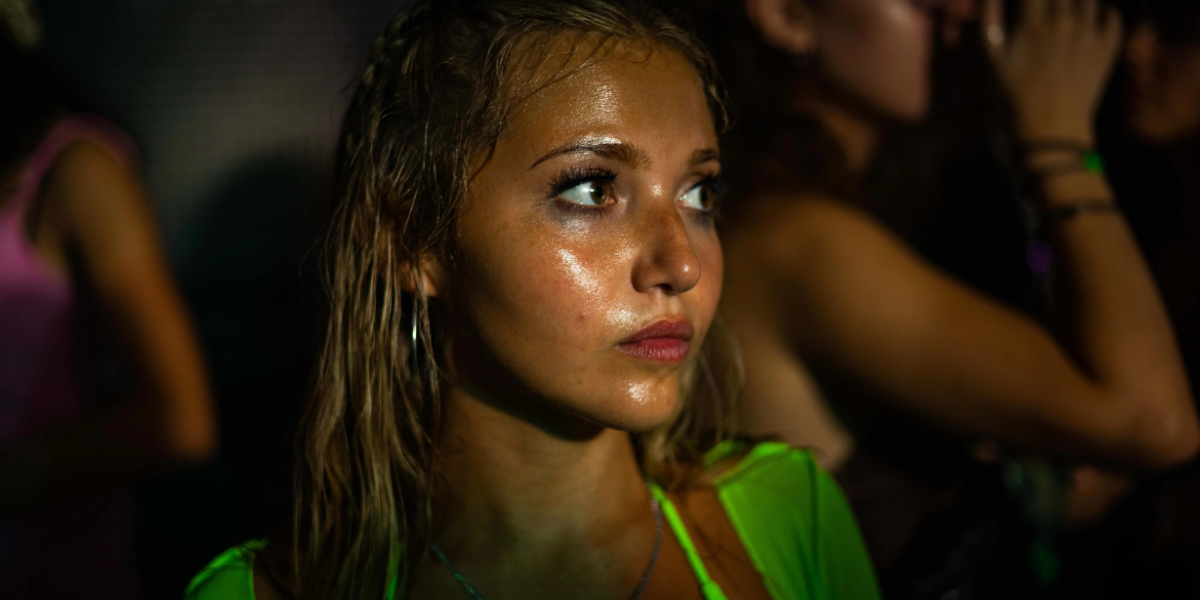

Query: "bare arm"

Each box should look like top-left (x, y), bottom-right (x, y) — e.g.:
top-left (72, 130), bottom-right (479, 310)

top-left (757, 194), bottom-right (1193, 470)
top-left (745, 0), bottom-right (1198, 472)
top-left (0, 141), bottom-right (216, 513)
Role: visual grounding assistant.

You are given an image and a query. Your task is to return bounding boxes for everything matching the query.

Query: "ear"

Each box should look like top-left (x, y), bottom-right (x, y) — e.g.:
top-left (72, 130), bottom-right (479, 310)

top-left (401, 255), bottom-right (449, 299)
top-left (745, 0), bottom-right (818, 55)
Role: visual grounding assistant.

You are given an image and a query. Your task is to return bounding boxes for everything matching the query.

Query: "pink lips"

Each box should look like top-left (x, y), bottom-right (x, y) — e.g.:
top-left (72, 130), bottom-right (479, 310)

top-left (617, 319), bottom-right (694, 362)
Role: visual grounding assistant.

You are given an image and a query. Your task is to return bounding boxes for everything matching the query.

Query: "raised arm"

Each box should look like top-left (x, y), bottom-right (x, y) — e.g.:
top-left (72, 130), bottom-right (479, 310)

top-left (761, 195), bottom-right (1192, 470)
top-left (753, 0), bottom-right (1198, 471)
top-left (0, 141), bottom-right (216, 513)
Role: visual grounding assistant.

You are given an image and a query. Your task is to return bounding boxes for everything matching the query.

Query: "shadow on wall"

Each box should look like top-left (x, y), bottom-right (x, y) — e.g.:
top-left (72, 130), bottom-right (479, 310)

top-left (136, 155), bottom-right (328, 598)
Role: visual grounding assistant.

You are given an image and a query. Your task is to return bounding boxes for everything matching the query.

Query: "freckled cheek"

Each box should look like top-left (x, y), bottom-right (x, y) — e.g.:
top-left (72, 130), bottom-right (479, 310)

top-left (519, 242), bottom-right (628, 352)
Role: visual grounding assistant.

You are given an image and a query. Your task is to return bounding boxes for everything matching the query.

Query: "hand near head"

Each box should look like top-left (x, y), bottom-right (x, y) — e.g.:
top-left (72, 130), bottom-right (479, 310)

top-left (983, 0), bottom-right (1123, 145)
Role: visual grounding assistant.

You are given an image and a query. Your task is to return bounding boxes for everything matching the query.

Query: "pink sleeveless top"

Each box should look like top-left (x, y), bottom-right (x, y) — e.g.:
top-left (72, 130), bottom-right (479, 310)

top-left (0, 115), bottom-right (137, 441)
top-left (0, 115), bottom-right (142, 599)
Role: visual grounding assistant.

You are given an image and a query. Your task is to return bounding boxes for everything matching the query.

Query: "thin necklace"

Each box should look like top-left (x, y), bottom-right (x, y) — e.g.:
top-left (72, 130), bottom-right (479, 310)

top-left (430, 490), bottom-right (664, 600)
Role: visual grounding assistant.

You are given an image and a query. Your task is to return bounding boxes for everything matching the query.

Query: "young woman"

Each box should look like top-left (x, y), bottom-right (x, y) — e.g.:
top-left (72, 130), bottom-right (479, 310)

top-left (186, 1), bottom-right (879, 599)
top-left (0, 3), bottom-right (216, 597)
top-left (696, 0), bottom-right (1198, 482)
top-left (688, 0), bottom-right (1199, 595)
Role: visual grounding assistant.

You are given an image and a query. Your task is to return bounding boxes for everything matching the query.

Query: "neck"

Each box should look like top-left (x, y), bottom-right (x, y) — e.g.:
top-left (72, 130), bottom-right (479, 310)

top-left (792, 82), bottom-right (881, 175)
top-left (435, 386), bottom-right (651, 555)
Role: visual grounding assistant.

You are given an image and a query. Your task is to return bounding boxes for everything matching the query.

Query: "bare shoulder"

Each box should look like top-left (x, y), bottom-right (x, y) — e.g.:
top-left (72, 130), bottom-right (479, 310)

top-left (48, 138), bottom-right (136, 190)
top-left (43, 139), bottom-right (141, 214)
top-left (727, 192), bottom-right (897, 278)
top-left (40, 137), bottom-right (144, 231)
top-left (725, 191), bottom-right (917, 317)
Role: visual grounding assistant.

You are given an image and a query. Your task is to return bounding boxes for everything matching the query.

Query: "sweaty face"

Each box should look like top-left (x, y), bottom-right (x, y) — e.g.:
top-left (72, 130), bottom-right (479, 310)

top-left (814, 0), bottom-right (934, 120)
top-left (447, 41), bottom-right (722, 432)
top-left (1124, 21), bottom-right (1200, 143)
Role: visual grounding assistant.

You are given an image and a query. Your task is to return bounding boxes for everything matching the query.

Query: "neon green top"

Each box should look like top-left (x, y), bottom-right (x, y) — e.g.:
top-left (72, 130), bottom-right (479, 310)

top-left (184, 442), bottom-right (880, 600)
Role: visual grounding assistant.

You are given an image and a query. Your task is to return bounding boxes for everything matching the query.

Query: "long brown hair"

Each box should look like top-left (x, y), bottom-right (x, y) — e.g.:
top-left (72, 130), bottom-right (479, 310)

top-left (290, 1), bottom-right (736, 597)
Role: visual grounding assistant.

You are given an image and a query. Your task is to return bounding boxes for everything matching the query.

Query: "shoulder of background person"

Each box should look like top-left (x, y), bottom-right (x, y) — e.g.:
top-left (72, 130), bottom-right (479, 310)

top-left (724, 191), bottom-right (892, 293)
top-left (36, 117), bottom-right (142, 242)
top-left (727, 189), bottom-right (879, 250)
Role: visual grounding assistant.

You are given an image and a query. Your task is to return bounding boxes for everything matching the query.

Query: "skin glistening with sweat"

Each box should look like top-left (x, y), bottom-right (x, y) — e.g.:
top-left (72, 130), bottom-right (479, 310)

top-left (397, 38), bottom-right (770, 600)
top-left (445, 39), bottom-right (723, 432)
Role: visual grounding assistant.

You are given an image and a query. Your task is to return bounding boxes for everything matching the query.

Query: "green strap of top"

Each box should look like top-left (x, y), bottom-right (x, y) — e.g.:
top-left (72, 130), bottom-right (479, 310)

top-left (648, 483), bottom-right (729, 600)
top-left (185, 443), bottom-right (880, 600)
top-left (183, 539), bottom-right (266, 600)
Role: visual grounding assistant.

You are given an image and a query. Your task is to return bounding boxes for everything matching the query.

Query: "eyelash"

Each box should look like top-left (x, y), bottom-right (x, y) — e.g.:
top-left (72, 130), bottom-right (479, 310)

top-left (549, 166), bottom-right (619, 214)
top-left (546, 166), bottom-right (728, 217)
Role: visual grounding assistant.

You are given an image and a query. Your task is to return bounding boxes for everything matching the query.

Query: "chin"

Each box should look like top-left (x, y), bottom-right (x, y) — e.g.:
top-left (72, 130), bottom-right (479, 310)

top-left (575, 380), bottom-right (683, 433)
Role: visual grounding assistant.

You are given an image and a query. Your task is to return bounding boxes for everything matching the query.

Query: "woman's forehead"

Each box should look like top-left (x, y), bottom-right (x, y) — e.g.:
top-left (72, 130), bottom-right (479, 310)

top-left (497, 39), bottom-right (714, 161)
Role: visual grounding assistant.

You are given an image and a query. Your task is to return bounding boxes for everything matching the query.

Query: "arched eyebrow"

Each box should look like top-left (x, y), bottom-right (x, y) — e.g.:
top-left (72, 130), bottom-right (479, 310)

top-left (528, 137), bottom-right (651, 170)
top-left (529, 138), bottom-right (720, 172)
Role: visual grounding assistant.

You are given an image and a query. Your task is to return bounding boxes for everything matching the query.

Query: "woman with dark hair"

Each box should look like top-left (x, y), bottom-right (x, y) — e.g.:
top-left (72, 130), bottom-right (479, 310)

top-left (0, 2), bottom-right (216, 597)
top-left (687, 0), bottom-right (1199, 596)
top-left (186, 1), bottom-right (879, 599)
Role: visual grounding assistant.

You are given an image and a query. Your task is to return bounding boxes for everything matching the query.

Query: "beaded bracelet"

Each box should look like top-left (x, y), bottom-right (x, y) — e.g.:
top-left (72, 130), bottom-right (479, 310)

top-left (1021, 139), bottom-right (1105, 175)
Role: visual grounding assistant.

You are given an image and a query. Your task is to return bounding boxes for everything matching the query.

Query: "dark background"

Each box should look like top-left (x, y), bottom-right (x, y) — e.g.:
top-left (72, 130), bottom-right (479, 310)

top-left (32, 2), bottom-right (1200, 598)
top-left (38, 1), bottom-right (407, 595)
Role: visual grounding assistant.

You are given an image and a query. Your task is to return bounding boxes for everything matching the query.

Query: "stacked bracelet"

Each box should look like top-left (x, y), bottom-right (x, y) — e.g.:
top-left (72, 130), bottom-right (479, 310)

top-left (1021, 139), bottom-right (1106, 190)
top-left (1021, 138), bottom-right (1105, 175)
top-left (1018, 141), bottom-right (1119, 226)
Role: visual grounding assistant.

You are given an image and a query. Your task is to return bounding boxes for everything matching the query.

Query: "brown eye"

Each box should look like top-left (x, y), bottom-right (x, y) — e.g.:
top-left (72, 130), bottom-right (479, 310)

top-left (560, 180), bottom-right (609, 206)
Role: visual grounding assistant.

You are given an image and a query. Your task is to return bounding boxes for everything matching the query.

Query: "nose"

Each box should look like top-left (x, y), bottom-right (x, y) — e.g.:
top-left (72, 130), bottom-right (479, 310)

top-left (630, 201), bottom-right (702, 297)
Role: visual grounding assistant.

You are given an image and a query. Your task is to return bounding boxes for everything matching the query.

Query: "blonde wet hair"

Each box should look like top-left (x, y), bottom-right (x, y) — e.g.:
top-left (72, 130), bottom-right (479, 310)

top-left (293, 1), bottom-right (737, 597)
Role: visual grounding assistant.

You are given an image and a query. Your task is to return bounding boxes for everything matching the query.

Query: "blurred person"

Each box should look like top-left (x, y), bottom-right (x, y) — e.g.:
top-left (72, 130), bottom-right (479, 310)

top-left (688, 0), bottom-right (1200, 596)
top-left (1120, 0), bottom-right (1200, 145)
top-left (1053, 2), bottom-right (1200, 597)
top-left (183, 1), bottom-right (883, 599)
top-left (1109, 0), bottom-right (1200, 385)
top-left (0, 1), bottom-right (216, 597)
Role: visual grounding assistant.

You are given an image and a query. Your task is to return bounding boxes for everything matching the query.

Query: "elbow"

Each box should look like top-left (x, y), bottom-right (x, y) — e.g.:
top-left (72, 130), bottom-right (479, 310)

top-left (1133, 404), bottom-right (1200, 471)
top-left (157, 397), bottom-right (220, 465)
top-left (1154, 417), bottom-right (1200, 469)
top-left (167, 426), bottom-right (219, 465)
